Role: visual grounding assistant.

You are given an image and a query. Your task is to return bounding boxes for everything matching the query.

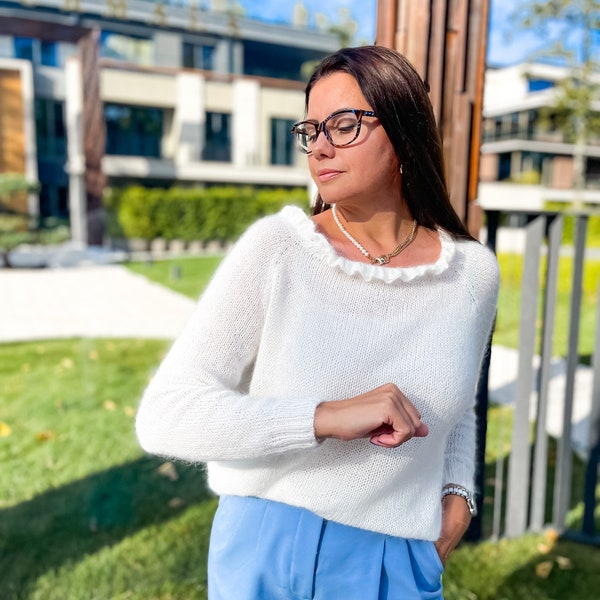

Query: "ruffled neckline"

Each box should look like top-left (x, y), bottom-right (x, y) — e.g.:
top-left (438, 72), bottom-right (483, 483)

top-left (280, 205), bottom-right (456, 284)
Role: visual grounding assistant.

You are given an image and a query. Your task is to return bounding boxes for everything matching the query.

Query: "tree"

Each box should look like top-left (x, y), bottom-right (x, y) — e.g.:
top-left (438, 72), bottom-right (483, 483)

top-left (512, 0), bottom-right (600, 210)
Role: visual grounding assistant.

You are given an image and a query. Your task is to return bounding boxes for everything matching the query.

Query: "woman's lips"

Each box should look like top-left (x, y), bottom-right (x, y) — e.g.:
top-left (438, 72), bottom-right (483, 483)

top-left (317, 169), bottom-right (341, 182)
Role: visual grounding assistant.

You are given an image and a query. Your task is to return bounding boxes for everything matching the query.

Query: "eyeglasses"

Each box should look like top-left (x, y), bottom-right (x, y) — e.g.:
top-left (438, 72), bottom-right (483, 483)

top-left (290, 108), bottom-right (377, 154)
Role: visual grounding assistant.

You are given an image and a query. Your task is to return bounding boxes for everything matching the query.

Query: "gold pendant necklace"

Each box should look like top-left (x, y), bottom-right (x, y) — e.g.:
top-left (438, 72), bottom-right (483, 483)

top-left (332, 205), bottom-right (418, 265)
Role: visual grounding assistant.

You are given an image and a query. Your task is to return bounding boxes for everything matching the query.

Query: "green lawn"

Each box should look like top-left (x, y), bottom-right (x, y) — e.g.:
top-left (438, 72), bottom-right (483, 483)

top-left (493, 252), bottom-right (600, 359)
top-left (1, 252), bottom-right (599, 599)
top-left (125, 255), bottom-right (223, 301)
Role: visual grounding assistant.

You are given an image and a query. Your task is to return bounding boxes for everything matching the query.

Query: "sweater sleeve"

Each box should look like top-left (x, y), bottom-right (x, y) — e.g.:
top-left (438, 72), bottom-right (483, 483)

top-left (442, 242), bottom-right (500, 492)
top-left (135, 216), bottom-right (321, 463)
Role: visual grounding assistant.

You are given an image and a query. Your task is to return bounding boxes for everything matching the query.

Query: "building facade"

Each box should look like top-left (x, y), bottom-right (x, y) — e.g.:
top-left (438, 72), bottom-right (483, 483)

top-left (0, 0), bottom-right (340, 235)
top-left (479, 62), bottom-right (600, 212)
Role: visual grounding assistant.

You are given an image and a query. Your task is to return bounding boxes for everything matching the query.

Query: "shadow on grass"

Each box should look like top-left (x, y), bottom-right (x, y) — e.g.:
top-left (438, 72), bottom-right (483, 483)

top-left (0, 454), bottom-right (210, 598)
top-left (493, 538), bottom-right (600, 600)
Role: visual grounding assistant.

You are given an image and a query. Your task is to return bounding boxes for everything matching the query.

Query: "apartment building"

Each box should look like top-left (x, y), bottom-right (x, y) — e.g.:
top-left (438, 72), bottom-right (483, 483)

top-left (479, 61), bottom-right (600, 212)
top-left (0, 0), bottom-right (340, 229)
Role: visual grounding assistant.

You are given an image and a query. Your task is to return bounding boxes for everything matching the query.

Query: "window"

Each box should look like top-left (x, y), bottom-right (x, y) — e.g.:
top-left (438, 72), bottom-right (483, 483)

top-left (510, 112), bottom-right (519, 136)
top-left (498, 153), bottom-right (512, 181)
top-left (35, 99), bottom-right (66, 158)
top-left (482, 117), bottom-right (500, 143)
top-left (526, 109), bottom-right (538, 139)
top-left (270, 118), bottom-right (295, 165)
top-left (586, 158), bottom-right (600, 188)
top-left (183, 42), bottom-right (214, 70)
top-left (39, 185), bottom-right (68, 219)
top-left (105, 104), bottom-right (163, 158)
top-left (40, 41), bottom-right (59, 67)
top-left (14, 37), bottom-right (34, 61)
top-left (528, 78), bottom-right (554, 93)
top-left (14, 38), bottom-right (63, 66)
top-left (100, 31), bottom-right (152, 66)
top-left (203, 112), bottom-right (231, 162)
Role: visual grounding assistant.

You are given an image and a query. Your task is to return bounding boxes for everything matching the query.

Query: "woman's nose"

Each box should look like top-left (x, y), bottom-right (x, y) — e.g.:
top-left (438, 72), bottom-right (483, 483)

top-left (310, 129), bottom-right (335, 158)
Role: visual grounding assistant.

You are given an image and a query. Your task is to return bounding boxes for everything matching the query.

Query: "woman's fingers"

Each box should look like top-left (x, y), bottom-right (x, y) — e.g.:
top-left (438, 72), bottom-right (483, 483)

top-left (370, 420), bottom-right (429, 447)
top-left (314, 383), bottom-right (428, 447)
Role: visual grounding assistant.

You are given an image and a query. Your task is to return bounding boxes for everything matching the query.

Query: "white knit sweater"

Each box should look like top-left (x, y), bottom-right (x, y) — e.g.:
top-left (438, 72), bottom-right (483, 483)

top-left (136, 205), bottom-right (499, 540)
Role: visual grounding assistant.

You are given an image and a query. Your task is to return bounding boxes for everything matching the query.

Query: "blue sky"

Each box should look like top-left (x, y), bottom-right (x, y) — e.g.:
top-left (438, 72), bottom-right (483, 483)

top-left (487, 0), bottom-right (558, 66)
top-left (236, 0), bottom-right (549, 67)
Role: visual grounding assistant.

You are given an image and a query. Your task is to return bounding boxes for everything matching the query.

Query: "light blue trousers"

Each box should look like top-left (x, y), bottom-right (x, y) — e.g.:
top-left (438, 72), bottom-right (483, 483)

top-left (208, 495), bottom-right (444, 600)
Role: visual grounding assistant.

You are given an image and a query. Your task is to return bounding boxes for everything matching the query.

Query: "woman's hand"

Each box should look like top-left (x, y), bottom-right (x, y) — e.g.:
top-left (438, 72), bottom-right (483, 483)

top-left (314, 383), bottom-right (428, 448)
top-left (434, 493), bottom-right (472, 566)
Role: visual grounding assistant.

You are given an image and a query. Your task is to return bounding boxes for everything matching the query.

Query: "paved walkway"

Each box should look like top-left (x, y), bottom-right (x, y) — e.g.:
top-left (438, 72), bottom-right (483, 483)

top-left (0, 265), bottom-right (594, 453)
top-left (0, 265), bottom-right (196, 341)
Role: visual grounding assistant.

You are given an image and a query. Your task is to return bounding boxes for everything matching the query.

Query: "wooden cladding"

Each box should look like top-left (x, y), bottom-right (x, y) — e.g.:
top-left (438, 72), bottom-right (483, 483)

top-left (377, 0), bottom-right (490, 227)
top-left (0, 69), bottom-right (26, 175)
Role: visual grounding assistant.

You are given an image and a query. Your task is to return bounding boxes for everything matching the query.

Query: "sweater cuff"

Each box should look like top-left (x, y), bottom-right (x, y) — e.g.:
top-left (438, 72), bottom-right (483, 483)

top-left (443, 455), bottom-right (475, 494)
top-left (266, 397), bottom-right (322, 452)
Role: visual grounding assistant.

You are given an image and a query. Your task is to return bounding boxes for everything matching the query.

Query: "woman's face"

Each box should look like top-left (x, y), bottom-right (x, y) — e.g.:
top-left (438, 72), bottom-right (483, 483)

top-left (306, 72), bottom-right (401, 209)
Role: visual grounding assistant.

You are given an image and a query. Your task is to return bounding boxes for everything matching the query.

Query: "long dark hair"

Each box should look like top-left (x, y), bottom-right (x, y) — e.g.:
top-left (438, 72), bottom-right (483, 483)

top-left (306, 45), bottom-right (472, 239)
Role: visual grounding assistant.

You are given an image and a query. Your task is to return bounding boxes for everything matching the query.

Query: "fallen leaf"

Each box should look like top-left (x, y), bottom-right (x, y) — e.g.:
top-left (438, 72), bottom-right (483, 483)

top-left (36, 430), bottom-right (55, 441)
top-left (157, 461), bottom-right (179, 481)
top-left (21, 363), bottom-right (31, 372)
top-left (88, 350), bottom-right (99, 360)
top-left (546, 529), bottom-right (559, 543)
top-left (0, 422), bottom-right (12, 437)
top-left (60, 357), bottom-right (74, 369)
top-left (123, 406), bottom-right (135, 417)
top-left (168, 497), bottom-right (184, 509)
top-left (535, 560), bottom-right (554, 579)
top-left (103, 400), bottom-right (117, 411)
top-left (556, 556), bottom-right (573, 570)
top-left (538, 543), bottom-right (551, 554)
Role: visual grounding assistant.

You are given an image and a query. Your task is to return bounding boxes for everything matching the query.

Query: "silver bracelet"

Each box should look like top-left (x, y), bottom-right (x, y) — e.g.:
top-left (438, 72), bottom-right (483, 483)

top-left (442, 484), bottom-right (477, 516)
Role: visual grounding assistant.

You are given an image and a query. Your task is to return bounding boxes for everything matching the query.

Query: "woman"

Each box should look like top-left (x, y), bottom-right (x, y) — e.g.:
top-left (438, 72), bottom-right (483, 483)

top-left (136, 46), bottom-right (499, 599)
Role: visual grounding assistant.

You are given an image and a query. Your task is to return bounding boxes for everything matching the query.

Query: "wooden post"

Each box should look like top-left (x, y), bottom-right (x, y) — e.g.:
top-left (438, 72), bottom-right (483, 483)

top-left (376, 0), bottom-right (490, 231)
top-left (79, 29), bottom-right (106, 246)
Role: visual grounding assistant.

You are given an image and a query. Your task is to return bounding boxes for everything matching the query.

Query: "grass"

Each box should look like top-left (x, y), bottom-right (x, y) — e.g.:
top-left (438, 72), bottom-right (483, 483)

top-left (494, 252), bottom-right (600, 359)
top-left (1, 252), bottom-right (599, 598)
top-left (0, 339), bottom-right (214, 599)
top-left (125, 255), bottom-right (223, 301)
top-left (444, 533), bottom-right (600, 600)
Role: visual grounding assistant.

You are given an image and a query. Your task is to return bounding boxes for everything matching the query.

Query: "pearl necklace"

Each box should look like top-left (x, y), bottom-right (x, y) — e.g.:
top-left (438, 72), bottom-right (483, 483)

top-left (331, 204), bottom-right (418, 266)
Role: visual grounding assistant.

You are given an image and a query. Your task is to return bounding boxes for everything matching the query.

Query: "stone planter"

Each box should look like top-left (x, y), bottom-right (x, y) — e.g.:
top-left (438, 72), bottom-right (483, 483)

top-left (187, 240), bottom-right (204, 254)
top-left (127, 238), bottom-right (150, 252)
top-left (169, 239), bottom-right (186, 254)
top-left (151, 238), bottom-right (168, 254)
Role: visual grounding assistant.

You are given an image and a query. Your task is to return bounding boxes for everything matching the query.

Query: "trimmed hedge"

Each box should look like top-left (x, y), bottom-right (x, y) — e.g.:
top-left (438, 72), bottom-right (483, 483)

top-left (104, 185), bottom-right (310, 243)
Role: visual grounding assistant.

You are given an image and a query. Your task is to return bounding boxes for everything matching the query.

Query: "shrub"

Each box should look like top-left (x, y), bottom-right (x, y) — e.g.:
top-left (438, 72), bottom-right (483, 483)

top-left (104, 185), bottom-right (309, 243)
top-left (116, 186), bottom-right (164, 240)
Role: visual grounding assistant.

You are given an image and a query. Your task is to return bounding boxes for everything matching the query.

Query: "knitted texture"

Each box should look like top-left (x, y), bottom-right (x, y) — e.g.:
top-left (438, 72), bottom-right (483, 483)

top-left (136, 206), bottom-right (500, 540)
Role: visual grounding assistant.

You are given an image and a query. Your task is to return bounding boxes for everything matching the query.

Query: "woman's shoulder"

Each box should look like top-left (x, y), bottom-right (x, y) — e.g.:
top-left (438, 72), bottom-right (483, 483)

top-left (453, 237), bottom-right (500, 297)
top-left (455, 236), bottom-right (498, 264)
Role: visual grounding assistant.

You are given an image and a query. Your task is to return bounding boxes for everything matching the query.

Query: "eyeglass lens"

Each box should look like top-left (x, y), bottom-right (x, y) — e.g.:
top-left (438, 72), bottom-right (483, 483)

top-left (293, 110), bottom-right (363, 152)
